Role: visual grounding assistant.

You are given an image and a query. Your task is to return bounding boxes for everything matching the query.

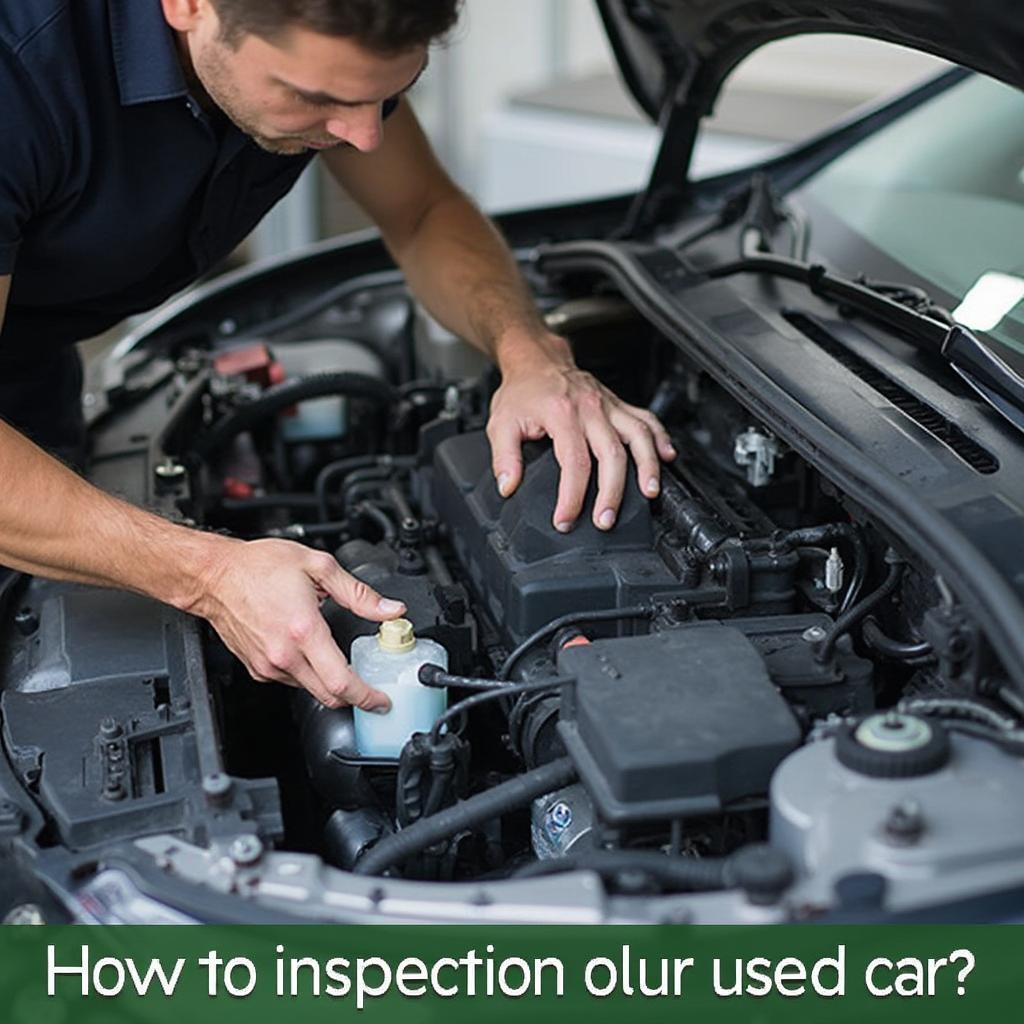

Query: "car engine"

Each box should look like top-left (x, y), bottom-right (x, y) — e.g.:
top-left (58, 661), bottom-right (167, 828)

top-left (3, 262), bottom-right (1024, 923)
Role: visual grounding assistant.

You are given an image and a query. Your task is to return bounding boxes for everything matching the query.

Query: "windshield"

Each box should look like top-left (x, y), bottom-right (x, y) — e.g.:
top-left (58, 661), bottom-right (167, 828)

top-left (798, 73), bottom-right (1024, 358)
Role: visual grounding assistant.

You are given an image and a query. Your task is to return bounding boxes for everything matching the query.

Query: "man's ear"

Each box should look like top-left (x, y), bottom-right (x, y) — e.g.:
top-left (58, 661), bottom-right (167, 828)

top-left (161, 0), bottom-right (208, 33)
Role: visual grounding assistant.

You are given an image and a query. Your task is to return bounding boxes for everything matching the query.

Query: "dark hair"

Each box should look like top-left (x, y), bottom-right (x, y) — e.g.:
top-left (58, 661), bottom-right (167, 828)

top-left (211, 0), bottom-right (462, 52)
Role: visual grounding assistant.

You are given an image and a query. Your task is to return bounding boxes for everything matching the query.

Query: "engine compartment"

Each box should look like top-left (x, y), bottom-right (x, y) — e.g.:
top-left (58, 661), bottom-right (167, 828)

top-left (4, 262), bottom-right (1024, 922)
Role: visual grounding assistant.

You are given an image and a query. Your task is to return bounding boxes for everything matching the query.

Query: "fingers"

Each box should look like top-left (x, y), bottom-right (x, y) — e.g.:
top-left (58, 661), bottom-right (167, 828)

top-left (583, 408), bottom-right (627, 530)
top-left (306, 552), bottom-right (405, 622)
top-left (549, 403), bottom-right (592, 533)
top-left (632, 406), bottom-right (677, 462)
top-left (302, 620), bottom-right (391, 713)
top-left (486, 416), bottom-right (525, 498)
top-left (610, 406), bottom-right (662, 501)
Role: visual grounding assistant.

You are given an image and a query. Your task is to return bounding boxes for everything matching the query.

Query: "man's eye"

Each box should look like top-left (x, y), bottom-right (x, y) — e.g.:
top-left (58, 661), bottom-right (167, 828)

top-left (290, 90), bottom-right (329, 107)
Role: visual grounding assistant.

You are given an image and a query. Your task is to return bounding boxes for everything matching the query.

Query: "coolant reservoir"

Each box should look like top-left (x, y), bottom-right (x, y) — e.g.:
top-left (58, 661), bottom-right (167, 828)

top-left (351, 619), bottom-right (448, 758)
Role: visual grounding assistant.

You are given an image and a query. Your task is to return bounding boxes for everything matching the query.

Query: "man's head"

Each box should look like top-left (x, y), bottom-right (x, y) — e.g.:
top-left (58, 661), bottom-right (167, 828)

top-left (161, 0), bottom-right (461, 155)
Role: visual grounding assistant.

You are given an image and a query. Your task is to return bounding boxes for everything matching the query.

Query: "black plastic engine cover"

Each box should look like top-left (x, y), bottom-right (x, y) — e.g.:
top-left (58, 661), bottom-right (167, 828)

top-left (432, 432), bottom-right (680, 643)
top-left (556, 626), bottom-right (801, 823)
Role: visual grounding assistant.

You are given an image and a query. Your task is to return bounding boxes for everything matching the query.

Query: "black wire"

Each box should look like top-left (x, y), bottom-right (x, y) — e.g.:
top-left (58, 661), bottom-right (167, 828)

top-left (499, 605), bottom-right (654, 681)
top-left (429, 677), bottom-right (574, 745)
top-left (418, 666), bottom-right (512, 691)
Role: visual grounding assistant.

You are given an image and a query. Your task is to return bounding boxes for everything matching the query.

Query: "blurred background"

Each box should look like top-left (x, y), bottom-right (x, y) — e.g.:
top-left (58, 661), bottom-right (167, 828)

top-left (84, 0), bottom-right (948, 359)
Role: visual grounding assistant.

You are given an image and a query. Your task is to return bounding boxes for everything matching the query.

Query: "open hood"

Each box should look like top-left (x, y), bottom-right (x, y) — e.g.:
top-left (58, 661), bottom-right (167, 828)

top-left (596, 0), bottom-right (1024, 122)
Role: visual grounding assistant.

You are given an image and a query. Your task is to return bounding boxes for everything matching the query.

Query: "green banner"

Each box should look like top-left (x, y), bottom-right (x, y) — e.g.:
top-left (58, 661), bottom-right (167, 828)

top-left (1, 925), bottom-right (1017, 1023)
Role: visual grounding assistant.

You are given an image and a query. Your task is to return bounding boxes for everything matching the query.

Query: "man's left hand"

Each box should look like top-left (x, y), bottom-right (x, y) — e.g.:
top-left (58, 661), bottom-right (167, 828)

top-left (487, 332), bottom-right (676, 532)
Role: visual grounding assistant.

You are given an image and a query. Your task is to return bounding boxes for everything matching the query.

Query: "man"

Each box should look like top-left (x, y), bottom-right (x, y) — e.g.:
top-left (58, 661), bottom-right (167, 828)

top-left (0, 0), bottom-right (674, 712)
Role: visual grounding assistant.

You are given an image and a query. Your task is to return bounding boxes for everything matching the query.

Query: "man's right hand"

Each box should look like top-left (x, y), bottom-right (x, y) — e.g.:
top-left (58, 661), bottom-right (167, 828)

top-left (0, 275), bottom-right (403, 713)
top-left (185, 537), bottom-right (406, 712)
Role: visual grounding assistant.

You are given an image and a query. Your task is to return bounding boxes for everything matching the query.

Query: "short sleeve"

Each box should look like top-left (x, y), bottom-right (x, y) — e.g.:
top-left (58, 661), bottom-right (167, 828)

top-left (0, 44), bottom-right (61, 276)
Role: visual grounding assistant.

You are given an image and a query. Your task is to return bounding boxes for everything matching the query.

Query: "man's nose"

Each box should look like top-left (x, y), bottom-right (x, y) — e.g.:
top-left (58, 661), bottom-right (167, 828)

top-left (325, 105), bottom-right (383, 153)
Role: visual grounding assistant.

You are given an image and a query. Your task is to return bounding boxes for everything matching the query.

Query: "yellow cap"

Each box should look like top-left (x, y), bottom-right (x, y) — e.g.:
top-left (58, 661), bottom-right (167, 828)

top-left (378, 618), bottom-right (416, 653)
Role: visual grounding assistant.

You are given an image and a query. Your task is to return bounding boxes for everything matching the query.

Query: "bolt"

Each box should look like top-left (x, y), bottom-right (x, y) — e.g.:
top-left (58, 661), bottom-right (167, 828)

top-left (884, 800), bottom-right (925, 846)
top-left (802, 626), bottom-right (827, 644)
top-left (218, 318), bottom-right (239, 337)
top-left (545, 801), bottom-right (573, 836)
top-left (99, 718), bottom-right (122, 740)
top-left (202, 772), bottom-right (233, 808)
top-left (13, 608), bottom-right (39, 638)
top-left (229, 834), bottom-right (264, 867)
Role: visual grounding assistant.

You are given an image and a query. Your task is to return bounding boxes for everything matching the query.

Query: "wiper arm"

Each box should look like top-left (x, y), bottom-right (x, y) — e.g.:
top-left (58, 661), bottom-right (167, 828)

top-left (709, 224), bottom-right (1024, 436)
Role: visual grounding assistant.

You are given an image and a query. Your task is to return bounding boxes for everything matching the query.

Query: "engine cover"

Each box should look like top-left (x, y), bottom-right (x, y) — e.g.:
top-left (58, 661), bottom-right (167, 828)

top-left (431, 432), bottom-right (678, 643)
top-left (556, 625), bottom-right (802, 824)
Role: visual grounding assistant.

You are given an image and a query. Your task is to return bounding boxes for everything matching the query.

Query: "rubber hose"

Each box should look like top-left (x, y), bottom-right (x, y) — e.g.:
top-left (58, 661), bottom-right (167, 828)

top-left (353, 757), bottom-right (578, 876)
top-left (862, 617), bottom-right (933, 661)
top-left (816, 560), bottom-right (904, 664)
top-left (195, 372), bottom-right (395, 458)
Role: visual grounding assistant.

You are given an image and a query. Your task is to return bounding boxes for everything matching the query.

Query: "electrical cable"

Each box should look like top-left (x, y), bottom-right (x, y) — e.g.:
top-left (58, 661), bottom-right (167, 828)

top-left (499, 605), bottom-right (654, 680)
top-left (423, 676), bottom-right (574, 745)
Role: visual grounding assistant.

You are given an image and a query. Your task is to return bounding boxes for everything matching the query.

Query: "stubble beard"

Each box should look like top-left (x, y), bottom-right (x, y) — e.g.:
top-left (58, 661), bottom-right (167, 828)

top-left (190, 40), bottom-right (309, 156)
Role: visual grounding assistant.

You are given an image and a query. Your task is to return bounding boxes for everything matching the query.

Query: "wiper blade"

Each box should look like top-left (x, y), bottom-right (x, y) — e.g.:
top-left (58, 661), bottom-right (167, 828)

top-left (709, 228), bottom-right (1024, 436)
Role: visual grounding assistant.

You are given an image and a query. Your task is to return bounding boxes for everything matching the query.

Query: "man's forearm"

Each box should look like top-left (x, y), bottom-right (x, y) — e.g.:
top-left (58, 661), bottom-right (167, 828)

top-left (383, 189), bottom-right (573, 371)
top-left (0, 420), bottom-right (223, 609)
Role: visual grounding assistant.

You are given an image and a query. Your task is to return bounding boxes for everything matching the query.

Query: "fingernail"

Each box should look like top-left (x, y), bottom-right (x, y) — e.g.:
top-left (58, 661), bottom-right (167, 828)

top-left (497, 472), bottom-right (511, 496)
top-left (647, 478), bottom-right (660, 497)
top-left (372, 705), bottom-right (391, 716)
top-left (598, 509), bottom-right (615, 530)
top-left (377, 598), bottom-right (405, 615)
top-left (555, 520), bottom-right (573, 534)
top-left (666, 445), bottom-right (678, 459)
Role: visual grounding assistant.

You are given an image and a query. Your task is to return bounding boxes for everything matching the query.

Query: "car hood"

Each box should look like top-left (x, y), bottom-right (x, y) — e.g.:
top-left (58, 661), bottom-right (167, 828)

top-left (597, 0), bottom-right (1024, 122)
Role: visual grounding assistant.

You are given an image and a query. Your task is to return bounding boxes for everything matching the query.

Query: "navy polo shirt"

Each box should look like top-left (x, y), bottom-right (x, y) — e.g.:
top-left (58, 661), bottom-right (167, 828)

top-left (0, 0), bottom-right (397, 368)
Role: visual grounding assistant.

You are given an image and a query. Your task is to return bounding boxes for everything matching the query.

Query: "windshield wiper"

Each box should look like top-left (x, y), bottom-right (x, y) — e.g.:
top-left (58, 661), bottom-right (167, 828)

top-left (708, 179), bottom-right (1024, 436)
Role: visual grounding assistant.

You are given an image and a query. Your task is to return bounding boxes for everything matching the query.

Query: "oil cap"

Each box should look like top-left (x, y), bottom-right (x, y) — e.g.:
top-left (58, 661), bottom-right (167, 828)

top-left (378, 618), bottom-right (416, 653)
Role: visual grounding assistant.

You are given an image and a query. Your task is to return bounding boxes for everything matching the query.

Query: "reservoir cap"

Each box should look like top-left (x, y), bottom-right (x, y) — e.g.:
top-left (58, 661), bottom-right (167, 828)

top-left (378, 618), bottom-right (416, 653)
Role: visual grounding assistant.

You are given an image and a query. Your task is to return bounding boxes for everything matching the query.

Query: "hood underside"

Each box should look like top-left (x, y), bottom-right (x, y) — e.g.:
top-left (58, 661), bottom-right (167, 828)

top-left (597, 0), bottom-right (1024, 121)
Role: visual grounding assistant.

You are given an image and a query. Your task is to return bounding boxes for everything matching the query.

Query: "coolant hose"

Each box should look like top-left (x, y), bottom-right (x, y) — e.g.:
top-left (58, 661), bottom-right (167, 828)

top-left (353, 757), bottom-right (578, 876)
top-left (195, 372), bottom-right (395, 458)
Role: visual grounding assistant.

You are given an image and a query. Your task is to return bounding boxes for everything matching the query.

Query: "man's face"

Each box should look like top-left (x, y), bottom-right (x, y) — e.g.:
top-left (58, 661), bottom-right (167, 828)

top-left (174, 5), bottom-right (428, 156)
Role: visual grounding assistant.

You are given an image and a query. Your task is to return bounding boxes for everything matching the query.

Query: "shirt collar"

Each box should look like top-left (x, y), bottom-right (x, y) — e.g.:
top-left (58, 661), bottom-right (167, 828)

top-left (108, 0), bottom-right (188, 106)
